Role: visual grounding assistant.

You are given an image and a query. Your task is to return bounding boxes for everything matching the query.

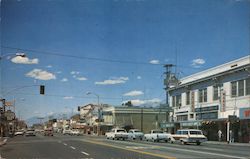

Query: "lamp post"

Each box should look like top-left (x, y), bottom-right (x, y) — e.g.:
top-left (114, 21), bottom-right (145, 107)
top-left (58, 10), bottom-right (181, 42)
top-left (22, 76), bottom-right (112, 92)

top-left (86, 91), bottom-right (101, 135)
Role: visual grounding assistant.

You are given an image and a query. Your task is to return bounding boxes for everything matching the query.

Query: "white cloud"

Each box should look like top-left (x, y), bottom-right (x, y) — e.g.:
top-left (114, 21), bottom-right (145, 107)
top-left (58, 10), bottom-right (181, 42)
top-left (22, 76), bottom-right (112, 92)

top-left (122, 98), bottom-right (161, 106)
top-left (149, 59), bottom-right (160, 64)
top-left (26, 69), bottom-right (56, 80)
top-left (61, 78), bottom-right (68, 82)
top-left (76, 77), bottom-right (88, 81)
top-left (63, 96), bottom-right (74, 100)
top-left (137, 76), bottom-right (142, 80)
top-left (11, 56), bottom-right (39, 64)
top-left (95, 77), bottom-right (129, 85)
top-left (71, 71), bottom-right (80, 75)
top-left (46, 65), bottom-right (52, 68)
top-left (191, 58), bottom-right (206, 68)
top-left (123, 90), bottom-right (144, 96)
top-left (56, 71), bottom-right (62, 74)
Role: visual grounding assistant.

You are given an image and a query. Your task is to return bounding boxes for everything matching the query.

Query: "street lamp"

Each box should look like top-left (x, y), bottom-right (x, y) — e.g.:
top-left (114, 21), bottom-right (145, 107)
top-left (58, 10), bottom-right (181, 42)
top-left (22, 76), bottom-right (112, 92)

top-left (86, 91), bottom-right (102, 135)
top-left (0, 52), bottom-right (26, 60)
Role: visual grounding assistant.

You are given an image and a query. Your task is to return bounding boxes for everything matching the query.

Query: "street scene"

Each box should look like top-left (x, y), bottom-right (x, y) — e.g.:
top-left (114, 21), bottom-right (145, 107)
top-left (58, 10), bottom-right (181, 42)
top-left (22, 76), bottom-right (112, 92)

top-left (1, 0), bottom-right (250, 159)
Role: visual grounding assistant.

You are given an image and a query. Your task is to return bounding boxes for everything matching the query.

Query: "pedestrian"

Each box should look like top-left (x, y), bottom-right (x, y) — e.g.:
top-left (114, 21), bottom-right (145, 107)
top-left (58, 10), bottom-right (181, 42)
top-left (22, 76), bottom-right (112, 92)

top-left (218, 130), bottom-right (222, 142)
top-left (229, 130), bottom-right (234, 143)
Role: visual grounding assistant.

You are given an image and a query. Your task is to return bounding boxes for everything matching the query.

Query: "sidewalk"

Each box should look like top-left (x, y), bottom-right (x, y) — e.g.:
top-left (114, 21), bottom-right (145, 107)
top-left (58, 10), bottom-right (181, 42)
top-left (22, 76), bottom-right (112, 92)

top-left (206, 141), bottom-right (250, 147)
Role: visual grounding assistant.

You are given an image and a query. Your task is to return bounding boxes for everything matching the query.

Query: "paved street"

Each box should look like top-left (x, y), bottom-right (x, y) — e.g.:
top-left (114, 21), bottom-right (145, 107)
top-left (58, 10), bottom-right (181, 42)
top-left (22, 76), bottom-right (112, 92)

top-left (1, 133), bottom-right (250, 159)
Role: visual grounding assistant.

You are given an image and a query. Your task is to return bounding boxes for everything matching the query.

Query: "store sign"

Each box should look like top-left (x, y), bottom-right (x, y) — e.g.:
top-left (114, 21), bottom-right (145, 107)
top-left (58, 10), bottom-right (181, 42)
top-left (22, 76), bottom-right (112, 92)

top-left (160, 123), bottom-right (174, 128)
top-left (220, 91), bottom-right (226, 112)
top-left (239, 108), bottom-right (250, 119)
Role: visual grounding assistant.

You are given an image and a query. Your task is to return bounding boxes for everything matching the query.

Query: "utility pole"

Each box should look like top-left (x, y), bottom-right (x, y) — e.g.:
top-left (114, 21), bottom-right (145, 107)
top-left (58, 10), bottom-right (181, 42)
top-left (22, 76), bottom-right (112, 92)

top-left (163, 64), bottom-right (174, 122)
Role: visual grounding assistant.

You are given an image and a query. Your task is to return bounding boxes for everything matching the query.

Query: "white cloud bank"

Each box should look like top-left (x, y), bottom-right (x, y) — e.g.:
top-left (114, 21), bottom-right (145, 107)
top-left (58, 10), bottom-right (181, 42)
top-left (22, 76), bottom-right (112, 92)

top-left (191, 58), bottom-right (205, 68)
top-left (95, 77), bottom-right (129, 85)
top-left (122, 98), bottom-right (161, 106)
top-left (11, 56), bottom-right (39, 64)
top-left (26, 69), bottom-right (56, 80)
top-left (149, 59), bottom-right (160, 64)
top-left (123, 90), bottom-right (144, 96)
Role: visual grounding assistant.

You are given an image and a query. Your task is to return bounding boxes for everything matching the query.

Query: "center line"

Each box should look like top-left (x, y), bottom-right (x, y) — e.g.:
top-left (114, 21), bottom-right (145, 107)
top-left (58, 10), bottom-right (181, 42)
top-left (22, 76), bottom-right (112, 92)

top-left (63, 143), bottom-right (67, 146)
top-left (70, 146), bottom-right (76, 150)
top-left (81, 151), bottom-right (90, 156)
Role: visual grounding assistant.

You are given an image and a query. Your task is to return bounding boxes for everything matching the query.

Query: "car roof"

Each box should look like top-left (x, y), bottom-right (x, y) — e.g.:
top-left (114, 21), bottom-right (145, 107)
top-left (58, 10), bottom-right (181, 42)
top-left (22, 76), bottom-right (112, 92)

top-left (177, 129), bottom-right (202, 131)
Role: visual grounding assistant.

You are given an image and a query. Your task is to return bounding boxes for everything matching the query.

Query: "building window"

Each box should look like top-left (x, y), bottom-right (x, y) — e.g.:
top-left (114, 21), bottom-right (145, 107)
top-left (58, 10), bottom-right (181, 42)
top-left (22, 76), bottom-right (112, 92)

top-left (199, 88), bottom-right (207, 103)
top-left (245, 78), bottom-right (250, 95)
top-left (186, 91), bottom-right (190, 105)
top-left (176, 94), bottom-right (182, 107)
top-left (204, 88), bottom-right (207, 102)
top-left (213, 86), bottom-right (219, 101)
top-left (172, 96), bottom-right (176, 107)
top-left (238, 80), bottom-right (245, 96)
top-left (231, 81), bottom-right (237, 97)
top-left (199, 89), bottom-right (203, 103)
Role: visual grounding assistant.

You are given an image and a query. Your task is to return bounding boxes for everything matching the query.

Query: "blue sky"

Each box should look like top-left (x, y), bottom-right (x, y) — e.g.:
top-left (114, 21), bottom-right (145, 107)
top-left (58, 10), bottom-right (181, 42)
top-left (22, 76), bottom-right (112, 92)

top-left (1, 0), bottom-right (249, 120)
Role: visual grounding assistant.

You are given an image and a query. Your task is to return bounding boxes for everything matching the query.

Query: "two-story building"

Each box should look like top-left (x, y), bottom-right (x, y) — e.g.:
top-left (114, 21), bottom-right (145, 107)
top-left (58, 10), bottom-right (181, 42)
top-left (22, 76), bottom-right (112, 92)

top-left (167, 55), bottom-right (250, 142)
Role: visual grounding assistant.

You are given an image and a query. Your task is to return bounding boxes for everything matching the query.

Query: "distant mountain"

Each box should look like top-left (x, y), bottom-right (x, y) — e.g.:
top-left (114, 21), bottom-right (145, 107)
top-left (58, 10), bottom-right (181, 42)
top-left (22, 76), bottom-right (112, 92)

top-left (25, 112), bottom-right (78, 126)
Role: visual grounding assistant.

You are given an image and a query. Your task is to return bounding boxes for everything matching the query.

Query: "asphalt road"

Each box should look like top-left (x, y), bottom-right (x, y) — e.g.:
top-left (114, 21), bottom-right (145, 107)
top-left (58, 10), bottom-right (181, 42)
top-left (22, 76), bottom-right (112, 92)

top-left (1, 133), bottom-right (250, 159)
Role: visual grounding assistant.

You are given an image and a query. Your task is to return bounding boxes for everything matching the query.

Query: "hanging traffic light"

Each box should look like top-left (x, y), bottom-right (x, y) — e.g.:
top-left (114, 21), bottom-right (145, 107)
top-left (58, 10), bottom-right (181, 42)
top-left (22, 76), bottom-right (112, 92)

top-left (40, 85), bottom-right (45, 95)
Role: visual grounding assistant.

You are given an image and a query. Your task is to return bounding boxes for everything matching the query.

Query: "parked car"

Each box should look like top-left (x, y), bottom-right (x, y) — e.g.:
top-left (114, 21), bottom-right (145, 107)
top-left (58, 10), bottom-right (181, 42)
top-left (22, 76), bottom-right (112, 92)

top-left (171, 129), bottom-right (207, 145)
top-left (63, 129), bottom-right (72, 135)
top-left (44, 128), bottom-right (53, 136)
top-left (105, 128), bottom-right (128, 140)
top-left (71, 129), bottom-right (80, 136)
top-left (25, 128), bottom-right (36, 136)
top-left (128, 129), bottom-right (144, 140)
top-left (14, 130), bottom-right (24, 136)
top-left (144, 129), bottom-right (172, 142)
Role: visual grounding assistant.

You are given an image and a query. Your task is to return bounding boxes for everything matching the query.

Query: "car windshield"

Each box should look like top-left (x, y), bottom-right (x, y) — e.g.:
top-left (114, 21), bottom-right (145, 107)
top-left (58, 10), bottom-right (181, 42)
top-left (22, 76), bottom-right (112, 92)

top-left (117, 130), bottom-right (125, 132)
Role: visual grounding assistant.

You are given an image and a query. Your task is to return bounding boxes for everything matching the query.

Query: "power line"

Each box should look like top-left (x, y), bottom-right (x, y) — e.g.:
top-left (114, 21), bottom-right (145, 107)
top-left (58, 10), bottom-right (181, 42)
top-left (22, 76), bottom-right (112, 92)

top-left (2, 45), bottom-right (201, 70)
top-left (2, 46), bottom-right (160, 66)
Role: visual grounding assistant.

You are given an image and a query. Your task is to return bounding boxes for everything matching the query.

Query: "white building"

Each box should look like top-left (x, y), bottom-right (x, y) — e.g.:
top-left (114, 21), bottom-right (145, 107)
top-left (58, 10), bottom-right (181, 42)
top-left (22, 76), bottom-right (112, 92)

top-left (167, 55), bottom-right (250, 142)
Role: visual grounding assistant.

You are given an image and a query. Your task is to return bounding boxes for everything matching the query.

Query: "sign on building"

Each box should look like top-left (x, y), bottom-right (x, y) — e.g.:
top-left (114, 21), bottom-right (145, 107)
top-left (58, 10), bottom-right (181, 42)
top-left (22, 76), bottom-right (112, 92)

top-left (239, 107), bottom-right (250, 119)
top-left (220, 91), bottom-right (226, 112)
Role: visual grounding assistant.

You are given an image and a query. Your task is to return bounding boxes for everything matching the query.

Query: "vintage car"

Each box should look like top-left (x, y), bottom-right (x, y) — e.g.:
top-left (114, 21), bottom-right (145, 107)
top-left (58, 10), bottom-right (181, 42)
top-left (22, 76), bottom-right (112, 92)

top-left (105, 128), bottom-right (128, 140)
top-left (171, 129), bottom-right (207, 145)
top-left (128, 129), bottom-right (144, 140)
top-left (144, 129), bottom-right (172, 142)
top-left (44, 128), bottom-right (53, 136)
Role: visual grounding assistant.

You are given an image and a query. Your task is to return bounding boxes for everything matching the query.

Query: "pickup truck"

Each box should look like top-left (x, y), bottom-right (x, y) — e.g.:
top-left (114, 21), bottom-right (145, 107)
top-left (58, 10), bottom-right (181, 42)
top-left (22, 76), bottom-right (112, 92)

top-left (105, 128), bottom-right (128, 140)
top-left (171, 129), bottom-right (207, 145)
top-left (144, 129), bottom-right (172, 142)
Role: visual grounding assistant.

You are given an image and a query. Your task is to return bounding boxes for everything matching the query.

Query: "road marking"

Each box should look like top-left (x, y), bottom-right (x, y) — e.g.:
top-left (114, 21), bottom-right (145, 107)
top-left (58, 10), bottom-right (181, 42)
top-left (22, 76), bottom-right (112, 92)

top-left (158, 146), bottom-right (247, 159)
top-left (81, 151), bottom-right (90, 156)
top-left (125, 146), bottom-right (157, 149)
top-left (70, 146), bottom-right (76, 150)
top-left (80, 139), bottom-right (175, 159)
top-left (63, 143), bottom-right (67, 146)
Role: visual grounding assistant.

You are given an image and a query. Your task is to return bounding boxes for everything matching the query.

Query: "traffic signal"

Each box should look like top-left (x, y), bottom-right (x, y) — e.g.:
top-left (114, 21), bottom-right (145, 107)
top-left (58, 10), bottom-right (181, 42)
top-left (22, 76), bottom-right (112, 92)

top-left (40, 85), bottom-right (45, 95)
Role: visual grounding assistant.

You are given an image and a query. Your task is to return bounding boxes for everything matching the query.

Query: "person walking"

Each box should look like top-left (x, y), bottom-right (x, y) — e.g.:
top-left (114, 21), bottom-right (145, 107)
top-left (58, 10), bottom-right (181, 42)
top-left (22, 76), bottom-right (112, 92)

top-left (218, 130), bottom-right (222, 142)
top-left (229, 130), bottom-right (234, 143)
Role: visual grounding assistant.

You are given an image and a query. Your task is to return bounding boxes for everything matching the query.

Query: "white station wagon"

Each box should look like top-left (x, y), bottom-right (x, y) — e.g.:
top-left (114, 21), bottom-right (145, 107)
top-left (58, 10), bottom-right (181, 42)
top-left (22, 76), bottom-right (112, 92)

top-left (171, 129), bottom-right (207, 145)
